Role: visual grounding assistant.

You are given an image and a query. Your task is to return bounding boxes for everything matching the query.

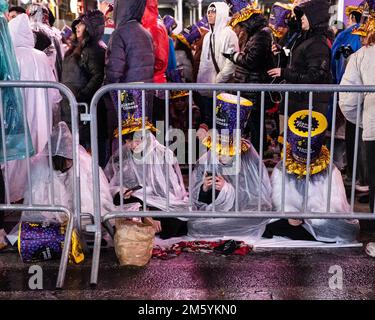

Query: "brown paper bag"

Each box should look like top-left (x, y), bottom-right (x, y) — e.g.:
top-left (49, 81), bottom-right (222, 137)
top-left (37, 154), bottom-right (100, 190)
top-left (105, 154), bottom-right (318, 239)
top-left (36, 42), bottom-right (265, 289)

top-left (114, 218), bottom-right (155, 267)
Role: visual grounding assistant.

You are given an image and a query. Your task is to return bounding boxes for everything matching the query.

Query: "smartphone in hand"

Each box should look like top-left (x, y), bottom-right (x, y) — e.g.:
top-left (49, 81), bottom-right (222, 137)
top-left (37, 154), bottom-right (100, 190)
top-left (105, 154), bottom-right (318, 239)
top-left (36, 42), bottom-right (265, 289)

top-left (124, 185), bottom-right (143, 195)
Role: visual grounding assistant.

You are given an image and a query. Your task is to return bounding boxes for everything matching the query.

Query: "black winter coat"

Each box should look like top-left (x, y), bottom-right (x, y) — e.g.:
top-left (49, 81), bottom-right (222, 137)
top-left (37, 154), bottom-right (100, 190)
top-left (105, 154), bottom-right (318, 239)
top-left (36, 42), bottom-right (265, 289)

top-left (105, 0), bottom-right (155, 84)
top-left (279, 0), bottom-right (333, 115)
top-left (232, 15), bottom-right (274, 110)
top-left (60, 10), bottom-right (106, 144)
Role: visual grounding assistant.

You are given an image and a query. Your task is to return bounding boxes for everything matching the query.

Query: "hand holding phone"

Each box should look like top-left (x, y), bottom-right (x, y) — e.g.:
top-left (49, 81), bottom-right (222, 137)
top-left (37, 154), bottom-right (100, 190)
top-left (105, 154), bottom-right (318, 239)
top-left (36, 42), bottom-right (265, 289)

top-left (124, 185), bottom-right (143, 198)
top-left (203, 172), bottom-right (213, 192)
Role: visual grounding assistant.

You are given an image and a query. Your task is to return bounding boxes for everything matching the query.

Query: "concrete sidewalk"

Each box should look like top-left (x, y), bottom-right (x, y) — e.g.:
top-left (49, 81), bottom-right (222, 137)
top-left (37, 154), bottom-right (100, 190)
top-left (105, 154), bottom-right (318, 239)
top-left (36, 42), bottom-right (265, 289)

top-left (1, 245), bottom-right (374, 300)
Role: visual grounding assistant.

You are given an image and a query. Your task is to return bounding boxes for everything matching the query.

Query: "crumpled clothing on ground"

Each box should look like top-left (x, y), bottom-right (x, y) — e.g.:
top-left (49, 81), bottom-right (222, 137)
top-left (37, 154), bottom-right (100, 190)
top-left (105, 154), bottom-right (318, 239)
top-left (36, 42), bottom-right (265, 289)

top-left (152, 240), bottom-right (252, 259)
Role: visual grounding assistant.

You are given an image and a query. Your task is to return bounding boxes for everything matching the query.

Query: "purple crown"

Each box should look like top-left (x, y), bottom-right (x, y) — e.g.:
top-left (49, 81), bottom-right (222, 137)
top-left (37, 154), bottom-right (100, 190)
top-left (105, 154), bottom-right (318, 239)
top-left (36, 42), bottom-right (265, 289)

top-left (162, 15), bottom-right (177, 35)
top-left (176, 16), bottom-right (209, 47)
top-left (225, 0), bottom-right (254, 14)
top-left (269, 3), bottom-right (292, 31)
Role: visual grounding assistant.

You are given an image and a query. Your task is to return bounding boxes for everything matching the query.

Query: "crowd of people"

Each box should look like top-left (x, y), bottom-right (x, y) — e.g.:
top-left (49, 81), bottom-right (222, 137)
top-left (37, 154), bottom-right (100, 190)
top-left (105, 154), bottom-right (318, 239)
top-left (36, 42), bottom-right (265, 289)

top-left (1, 0), bottom-right (375, 248)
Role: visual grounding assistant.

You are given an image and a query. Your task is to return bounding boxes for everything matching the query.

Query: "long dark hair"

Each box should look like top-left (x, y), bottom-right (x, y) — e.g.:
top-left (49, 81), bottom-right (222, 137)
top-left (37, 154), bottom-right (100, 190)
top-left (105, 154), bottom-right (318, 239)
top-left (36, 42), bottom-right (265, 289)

top-left (65, 27), bottom-right (89, 59)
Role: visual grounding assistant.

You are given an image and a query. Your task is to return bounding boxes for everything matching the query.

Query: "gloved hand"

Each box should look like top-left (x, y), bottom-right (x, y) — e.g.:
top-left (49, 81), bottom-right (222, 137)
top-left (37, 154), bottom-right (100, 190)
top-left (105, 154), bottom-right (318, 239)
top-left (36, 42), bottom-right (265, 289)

top-left (222, 51), bottom-right (236, 63)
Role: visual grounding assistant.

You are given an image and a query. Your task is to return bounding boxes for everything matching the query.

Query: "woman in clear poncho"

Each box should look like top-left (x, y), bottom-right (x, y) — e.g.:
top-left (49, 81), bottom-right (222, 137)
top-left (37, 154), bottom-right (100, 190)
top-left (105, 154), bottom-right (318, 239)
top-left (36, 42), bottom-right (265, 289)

top-left (22, 121), bottom-right (115, 225)
top-left (105, 130), bottom-right (189, 238)
top-left (188, 141), bottom-right (273, 239)
top-left (105, 130), bottom-right (188, 212)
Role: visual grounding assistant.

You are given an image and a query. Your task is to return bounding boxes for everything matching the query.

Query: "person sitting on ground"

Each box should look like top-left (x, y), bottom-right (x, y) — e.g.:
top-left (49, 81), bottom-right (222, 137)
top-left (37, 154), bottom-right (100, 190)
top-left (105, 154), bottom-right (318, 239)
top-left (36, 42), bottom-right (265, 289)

top-left (189, 93), bottom-right (272, 239)
top-left (21, 121), bottom-right (116, 227)
top-left (104, 90), bottom-right (189, 239)
top-left (267, 110), bottom-right (360, 243)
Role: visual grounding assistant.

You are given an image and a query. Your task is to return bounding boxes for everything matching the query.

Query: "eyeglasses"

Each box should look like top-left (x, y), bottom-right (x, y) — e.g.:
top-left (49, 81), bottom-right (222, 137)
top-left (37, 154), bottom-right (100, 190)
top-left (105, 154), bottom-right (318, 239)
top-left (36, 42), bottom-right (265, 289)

top-left (207, 7), bottom-right (216, 14)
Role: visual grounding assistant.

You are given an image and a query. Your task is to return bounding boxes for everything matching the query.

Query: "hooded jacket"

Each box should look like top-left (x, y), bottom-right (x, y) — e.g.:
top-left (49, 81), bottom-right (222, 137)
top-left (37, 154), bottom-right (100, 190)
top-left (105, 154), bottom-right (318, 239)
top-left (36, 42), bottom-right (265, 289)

top-left (142, 0), bottom-right (169, 83)
top-left (60, 10), bottom-right (106, 146)
top-left (197, 2), bottom-right (239, 85)
top-left (63, 10), bottom-right (106, 105)
top-left (232, 14), bottom-right (274, 101)
top-left (105, 0), bottom-right (155, 84)
top-left (280, 0), bottom-right (333, 115)
top-left (7, 13), bottom-right (61, 202)
top-left (331, 24), bottom-right (362, 84)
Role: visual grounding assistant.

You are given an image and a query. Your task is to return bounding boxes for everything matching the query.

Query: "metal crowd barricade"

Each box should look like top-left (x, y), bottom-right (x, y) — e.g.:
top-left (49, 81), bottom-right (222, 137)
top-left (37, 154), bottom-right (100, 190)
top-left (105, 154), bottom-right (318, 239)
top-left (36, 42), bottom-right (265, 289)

top-left (0, 81), bottom-right (80, 288)
top-left (89, 83), bottom-right (375, 286)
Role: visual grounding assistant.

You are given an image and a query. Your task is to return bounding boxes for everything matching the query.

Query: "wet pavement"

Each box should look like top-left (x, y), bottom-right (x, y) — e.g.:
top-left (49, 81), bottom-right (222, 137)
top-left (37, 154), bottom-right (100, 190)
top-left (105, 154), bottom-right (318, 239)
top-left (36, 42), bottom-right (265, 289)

top-left (1, 194), bottom-right (375, 300)
top-left (1, 244), bottom-right (375, 300)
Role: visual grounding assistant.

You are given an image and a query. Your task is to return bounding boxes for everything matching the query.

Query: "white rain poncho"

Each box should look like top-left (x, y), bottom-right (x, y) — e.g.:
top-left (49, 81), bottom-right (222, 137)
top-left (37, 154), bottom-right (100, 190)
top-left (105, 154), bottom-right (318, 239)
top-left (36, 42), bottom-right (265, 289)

top-left (188, 143), bottom-right (272, 239)
top-left (22, 122), bottom-right (115, 224)
top-left (105, 132), bottom-right (189, 212)
top-left (197, 2), bottom-right (238, 86)
top-left (6, 14), bottom-right (61, 203)
top-left (0, 2), bottom-right (34, 164)
top-left (271, 163), bottom-right (360, 243)
top-left (28, 3), bottom-right (63, 80)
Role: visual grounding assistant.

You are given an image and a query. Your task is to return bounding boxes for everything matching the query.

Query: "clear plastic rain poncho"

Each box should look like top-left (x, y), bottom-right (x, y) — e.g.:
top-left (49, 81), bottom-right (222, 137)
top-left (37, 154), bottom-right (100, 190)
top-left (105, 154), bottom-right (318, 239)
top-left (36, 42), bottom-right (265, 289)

top-left (0, 1), bottom-right (34, 163)
top-left (271, 162), bottom-right (360, 243)
top-left (28, 3), bottom-right (63, 80)
top-left (6, 13), bottom-right (62, 203)
top-left (105, 131), bottom-right (189, 212)
top-left (22, 122), bottom-right (115, 224)
top-left (188, 142), bottom-right (272, 239)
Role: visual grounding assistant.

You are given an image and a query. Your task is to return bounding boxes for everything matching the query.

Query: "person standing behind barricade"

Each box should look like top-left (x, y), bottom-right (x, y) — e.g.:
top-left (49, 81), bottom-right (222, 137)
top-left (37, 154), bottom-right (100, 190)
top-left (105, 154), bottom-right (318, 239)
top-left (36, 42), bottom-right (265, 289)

top-left (98, 0), bottom-right (115, 46)
top-left (7, 6), bottom-right (26, 21)
top-left (222, 1), bottom-right (274, 154)
top-left (104, 0), bottom-right (155, 158)
top-left (6, 13), bottom-right (61, 204)
top-left (195, 2), bottom-right (239, 141)
top-left (60, 10), bottom-right (106, 154)
top-left (162, 15), bottom-right (178, 80)
top-left (340, 1), bottom-right (375, 214)
top-left (27, 3), bottom-right (63, 82)
top-left (268, 0), bottom-right (332, 114)
top-left (0, 0), bottom-right (32, 233)
top-left (267, 0), bottom-right (332, 117)
top-left (141, 0), bottom-right (169, 125)
top-left (331, 2), bottom-right (369, 197)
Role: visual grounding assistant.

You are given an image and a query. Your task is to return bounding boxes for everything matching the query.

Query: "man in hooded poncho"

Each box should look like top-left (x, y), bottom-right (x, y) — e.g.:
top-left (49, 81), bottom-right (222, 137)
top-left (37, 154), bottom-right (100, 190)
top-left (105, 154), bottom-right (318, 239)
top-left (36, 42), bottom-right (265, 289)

top-left (189, 93), bottom-right (272, 239)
